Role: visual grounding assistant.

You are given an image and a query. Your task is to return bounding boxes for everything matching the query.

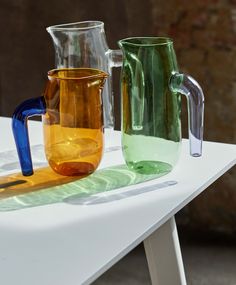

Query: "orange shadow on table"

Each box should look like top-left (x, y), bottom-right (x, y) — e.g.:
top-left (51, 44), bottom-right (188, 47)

top-left (0, 167), bottom-right (86, 199)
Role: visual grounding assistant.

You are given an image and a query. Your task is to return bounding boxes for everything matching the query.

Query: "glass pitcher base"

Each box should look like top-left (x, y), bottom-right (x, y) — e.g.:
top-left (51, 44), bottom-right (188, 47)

top-left (49, 161), bottom-right (95, 176)
top-left (127, 160), bottom-right (173, 175)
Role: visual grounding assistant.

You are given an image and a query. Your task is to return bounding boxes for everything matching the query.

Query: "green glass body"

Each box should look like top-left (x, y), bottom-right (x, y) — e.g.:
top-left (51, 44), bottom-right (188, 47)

top-left (119, 37), bottom-right (182, 175)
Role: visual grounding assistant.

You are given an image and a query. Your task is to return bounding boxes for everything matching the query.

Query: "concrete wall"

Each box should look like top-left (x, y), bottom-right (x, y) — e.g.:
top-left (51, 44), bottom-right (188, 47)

top-left (0, 0), bottom-right (235, 232)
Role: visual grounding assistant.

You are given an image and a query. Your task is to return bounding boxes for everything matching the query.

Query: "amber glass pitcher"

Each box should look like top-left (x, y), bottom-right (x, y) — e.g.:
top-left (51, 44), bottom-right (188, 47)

top-left (12, 68), bottom-right (108, 176)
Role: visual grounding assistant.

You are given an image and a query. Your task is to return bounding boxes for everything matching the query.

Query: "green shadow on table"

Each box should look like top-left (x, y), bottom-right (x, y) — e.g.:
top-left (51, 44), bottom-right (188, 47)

top-left (0, 164), bottom-right (176, 211)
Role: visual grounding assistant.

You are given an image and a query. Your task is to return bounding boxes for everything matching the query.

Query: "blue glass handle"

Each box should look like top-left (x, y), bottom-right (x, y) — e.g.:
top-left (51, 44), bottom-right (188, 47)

top-left (12, 96), bottom-right (46, 176)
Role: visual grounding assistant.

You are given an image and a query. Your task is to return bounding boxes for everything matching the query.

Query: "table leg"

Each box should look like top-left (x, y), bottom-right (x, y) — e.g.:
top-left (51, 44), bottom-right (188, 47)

top-left (143, 216), bottom-right (187, 285)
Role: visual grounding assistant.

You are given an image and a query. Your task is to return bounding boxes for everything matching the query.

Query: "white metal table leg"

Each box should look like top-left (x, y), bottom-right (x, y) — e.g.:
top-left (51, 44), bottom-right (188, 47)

top-left (143, 216), bottom-right (187, 285)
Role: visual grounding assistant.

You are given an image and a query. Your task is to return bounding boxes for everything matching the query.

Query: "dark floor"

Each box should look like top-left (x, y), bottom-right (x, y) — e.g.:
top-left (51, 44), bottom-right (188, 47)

top-left (93, 228), bottom-right (236, 285)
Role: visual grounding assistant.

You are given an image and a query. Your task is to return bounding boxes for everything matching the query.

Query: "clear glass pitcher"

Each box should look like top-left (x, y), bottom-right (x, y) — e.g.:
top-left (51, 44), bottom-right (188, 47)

top-left (118, 37), bottom-right (204, 175)
top-left (46, 21), bottom-right (122, 128)
top-left (12, 68), bottom-right (108, 176)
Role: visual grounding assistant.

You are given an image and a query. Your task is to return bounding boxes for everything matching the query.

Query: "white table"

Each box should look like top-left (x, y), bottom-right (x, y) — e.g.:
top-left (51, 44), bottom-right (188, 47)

top-left (0, 117), bottom-right (235, 285)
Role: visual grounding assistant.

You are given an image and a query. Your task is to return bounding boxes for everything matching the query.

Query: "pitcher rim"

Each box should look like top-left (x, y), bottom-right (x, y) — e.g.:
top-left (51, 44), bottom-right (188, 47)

top-left (46, 20), bottom-right (104, 31)
top-left (48, 68), bottom-right (108, 80)
top-left (118, 37), bottom-right (173, 47)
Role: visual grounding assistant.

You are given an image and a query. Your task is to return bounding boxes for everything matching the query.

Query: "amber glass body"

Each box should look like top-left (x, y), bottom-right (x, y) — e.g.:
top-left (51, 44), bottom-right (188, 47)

top-left (43, 68), bottom-right (107, 176)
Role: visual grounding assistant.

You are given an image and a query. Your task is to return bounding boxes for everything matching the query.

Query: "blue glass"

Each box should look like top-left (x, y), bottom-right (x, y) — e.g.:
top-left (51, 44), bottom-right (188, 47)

top-left (12, 96), bottom-right (46, 176)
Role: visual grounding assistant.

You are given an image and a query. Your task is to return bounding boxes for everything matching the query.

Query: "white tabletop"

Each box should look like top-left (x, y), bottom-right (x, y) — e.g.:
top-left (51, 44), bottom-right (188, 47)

top-left (0, 117), bottom-right (235, 285)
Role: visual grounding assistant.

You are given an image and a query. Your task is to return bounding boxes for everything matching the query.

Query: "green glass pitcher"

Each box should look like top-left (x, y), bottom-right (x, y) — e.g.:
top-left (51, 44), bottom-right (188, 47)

top-left (118, 37), bottom-right (204, 175)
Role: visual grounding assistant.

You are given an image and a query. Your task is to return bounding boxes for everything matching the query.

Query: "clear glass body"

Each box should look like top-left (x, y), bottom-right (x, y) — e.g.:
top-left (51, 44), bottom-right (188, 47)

top-left (47, 21), bottom-right (122, 128)
top-left (118, 37), bottom-right (204, 175)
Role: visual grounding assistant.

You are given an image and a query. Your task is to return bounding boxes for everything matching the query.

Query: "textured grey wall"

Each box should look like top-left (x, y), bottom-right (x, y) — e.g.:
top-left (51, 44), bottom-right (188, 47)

top-left (0, 0), bottom-right (236, 232)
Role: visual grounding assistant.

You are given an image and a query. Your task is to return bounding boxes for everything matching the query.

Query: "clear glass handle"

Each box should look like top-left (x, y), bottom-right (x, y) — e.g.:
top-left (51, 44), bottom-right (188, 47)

top-left (170, 73), bottom-right (205, 157)
top-left (107, 49), bottom-right (123, 68)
